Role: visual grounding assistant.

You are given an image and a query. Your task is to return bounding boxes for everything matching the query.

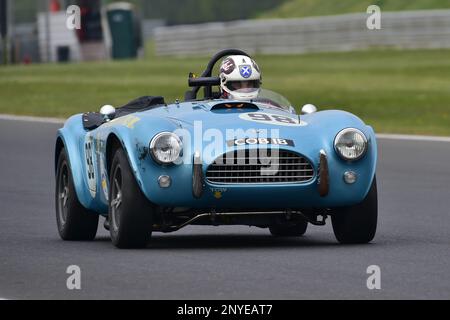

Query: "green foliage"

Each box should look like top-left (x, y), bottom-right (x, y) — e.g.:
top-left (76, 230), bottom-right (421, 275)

top-left (12, 0), bottom-right (285, 25)
top-left (12, 0), bottom-right (450, 25)
top-left (138, 0), bottom-right (285, 25)
top-left (259, 0), bottom-right (450, 19)
top-left (13, 0), bottom-right (40, 24)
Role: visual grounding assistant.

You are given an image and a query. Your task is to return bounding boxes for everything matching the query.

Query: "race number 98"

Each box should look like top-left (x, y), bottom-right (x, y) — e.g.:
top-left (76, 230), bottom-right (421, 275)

top-left (249, 113), bottom-right (297, 124)
top-left (239, 113), bottom-right (307, 127)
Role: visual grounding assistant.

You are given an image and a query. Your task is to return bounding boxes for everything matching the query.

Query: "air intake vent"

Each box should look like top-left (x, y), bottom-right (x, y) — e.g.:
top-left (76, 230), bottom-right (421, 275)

top-left (210, 102), bottom-right (259, 111)
top-left (206, 149), bottom-right (315, 184)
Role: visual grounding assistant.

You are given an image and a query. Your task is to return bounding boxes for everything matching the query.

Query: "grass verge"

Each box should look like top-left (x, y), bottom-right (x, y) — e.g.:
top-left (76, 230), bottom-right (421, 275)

top-left (0, 48), bottom-right (449, 135)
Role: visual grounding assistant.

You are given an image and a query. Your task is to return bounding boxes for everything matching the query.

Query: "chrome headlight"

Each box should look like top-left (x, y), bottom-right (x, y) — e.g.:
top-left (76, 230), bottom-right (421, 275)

top-left (150, 132), bottom-right (183, 164)
top-left (334, 128), bottom-right (368, 161)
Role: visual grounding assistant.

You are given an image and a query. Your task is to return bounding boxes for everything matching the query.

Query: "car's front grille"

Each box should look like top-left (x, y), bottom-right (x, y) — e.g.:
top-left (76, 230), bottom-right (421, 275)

top-left (206, 149), bottom-right (315, 184)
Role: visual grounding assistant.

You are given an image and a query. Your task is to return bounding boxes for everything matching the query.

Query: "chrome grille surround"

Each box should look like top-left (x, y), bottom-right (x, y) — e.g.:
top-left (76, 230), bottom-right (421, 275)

top-left (206, 149), bottom-right (315, 184)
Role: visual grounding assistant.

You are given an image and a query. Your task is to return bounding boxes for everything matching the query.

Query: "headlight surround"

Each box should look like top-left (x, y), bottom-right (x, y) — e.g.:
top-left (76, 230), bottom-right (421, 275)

top-left (334, 128), bottom-right (368, 161)
top-left (150, 132), bottom-right (183, 164)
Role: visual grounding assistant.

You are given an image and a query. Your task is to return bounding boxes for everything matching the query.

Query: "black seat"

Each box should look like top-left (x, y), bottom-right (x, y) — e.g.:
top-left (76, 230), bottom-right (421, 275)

top-left (82, 96), bottom-right (166, 131)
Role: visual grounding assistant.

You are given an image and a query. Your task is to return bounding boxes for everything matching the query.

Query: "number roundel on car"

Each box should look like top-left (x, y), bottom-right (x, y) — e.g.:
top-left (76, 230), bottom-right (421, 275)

top-left (84, 135), bottom-right (97, 198)
top-left (239, 112), bottom-right (308, 127)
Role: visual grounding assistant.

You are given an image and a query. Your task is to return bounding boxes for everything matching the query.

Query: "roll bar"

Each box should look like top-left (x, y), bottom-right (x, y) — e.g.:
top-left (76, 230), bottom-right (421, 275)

top-left (185, 48), bottom-right (251, 101)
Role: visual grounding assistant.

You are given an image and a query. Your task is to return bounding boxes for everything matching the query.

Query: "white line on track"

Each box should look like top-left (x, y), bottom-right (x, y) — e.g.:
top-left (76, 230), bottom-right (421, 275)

top-left (376, 133), bottom-right (450, 143)
top-left (1, 114), bottom-right (449, 142)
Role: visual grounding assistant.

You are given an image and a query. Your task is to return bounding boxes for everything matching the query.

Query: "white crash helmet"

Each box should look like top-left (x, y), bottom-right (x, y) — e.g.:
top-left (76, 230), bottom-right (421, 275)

top-left (219, 55), bottom-right (262, 101)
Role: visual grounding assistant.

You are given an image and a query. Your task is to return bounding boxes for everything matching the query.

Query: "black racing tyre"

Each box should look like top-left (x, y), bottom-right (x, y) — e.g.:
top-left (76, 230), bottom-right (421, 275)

top-left (331, 177), bottom-right (378, 244)
top-left (56, 148), bottom-right (99, 241)
top-left (269, 219), bottom-right (308, 237)
top-left (109, 147), bottom-right (154, 249)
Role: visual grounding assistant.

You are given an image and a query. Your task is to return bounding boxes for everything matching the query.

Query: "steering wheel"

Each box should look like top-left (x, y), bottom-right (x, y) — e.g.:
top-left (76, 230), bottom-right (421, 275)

top-left (185, 49), bottom-right (252, 101)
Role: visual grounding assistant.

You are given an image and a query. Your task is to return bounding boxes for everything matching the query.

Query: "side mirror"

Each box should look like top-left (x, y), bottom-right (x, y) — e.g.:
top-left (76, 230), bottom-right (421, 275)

top-left (301, 104), bottom-right (317, 115)
top-left (100, 105), bottom-right (116, 122)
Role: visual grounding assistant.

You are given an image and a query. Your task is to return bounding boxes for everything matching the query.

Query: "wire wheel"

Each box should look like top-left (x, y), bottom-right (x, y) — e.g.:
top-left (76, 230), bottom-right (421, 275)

top-left (57, 161), bottom-right (70, 225)
top-left (110, 165), bottom-right (123, 232)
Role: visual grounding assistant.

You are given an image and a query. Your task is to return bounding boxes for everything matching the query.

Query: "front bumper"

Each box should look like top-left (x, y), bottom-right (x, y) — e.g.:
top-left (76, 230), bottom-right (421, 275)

top-left (140, 147), bottom-right (376, 209)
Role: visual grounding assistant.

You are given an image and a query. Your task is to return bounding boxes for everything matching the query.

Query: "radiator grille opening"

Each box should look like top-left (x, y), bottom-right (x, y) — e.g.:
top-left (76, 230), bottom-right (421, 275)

top-left (206, 149), bottom-right (315, 184)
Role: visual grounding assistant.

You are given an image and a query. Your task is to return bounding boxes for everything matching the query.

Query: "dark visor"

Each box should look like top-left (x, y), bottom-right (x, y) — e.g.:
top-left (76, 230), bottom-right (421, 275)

top-left (226, 80), bottom-right (261, 91)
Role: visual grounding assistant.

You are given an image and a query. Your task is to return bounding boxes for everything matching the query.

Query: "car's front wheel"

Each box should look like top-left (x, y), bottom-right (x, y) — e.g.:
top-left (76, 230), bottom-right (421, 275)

top-left (109, 147), bottom-right (155, 249)
top-left (56, 148), bottom-right (99, 241)
top-left (331, 177), bottom-right (378, 244)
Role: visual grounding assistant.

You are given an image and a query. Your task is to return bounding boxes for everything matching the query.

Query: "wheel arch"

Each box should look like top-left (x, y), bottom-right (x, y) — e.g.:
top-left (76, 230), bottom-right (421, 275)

top-left (103, 116), bottom-right (186, 206)
top-left (104, 132), bottom-right (149, 202)
top-left (55, 115), bottom-right (96, 211)
top-left (105, 133), bottom-right (123, 177)
top-left (55, 136), bottom-right (65, 173)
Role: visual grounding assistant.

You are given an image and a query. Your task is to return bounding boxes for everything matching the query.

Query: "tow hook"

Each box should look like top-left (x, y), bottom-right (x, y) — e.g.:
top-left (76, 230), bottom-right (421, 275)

top-left (295, 211), bottom-right (327, 226)
top-left (210, 209), bottom-right (218, 225)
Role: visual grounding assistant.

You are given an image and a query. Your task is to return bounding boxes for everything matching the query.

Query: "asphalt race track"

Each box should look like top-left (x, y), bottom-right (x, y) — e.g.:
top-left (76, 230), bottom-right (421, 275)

top-left (0, 118), bottom-right (449, 300)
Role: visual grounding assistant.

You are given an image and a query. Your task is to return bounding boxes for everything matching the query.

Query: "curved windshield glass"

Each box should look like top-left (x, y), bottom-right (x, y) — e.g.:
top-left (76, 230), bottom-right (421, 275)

top-left (254, 89), bottom-right (294, 111)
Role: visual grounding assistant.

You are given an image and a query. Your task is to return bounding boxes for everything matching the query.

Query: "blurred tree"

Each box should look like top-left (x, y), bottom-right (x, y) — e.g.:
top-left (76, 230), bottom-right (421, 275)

top-left (12, 0), bottom-right (286, 25)
top-left (13, 1), bottom-right (39, 24)
top-left (109, 0), bottom-right (287, 25)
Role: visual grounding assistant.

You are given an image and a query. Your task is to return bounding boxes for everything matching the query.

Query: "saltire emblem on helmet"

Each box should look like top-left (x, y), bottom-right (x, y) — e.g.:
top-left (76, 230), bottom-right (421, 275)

top-left (220, 57), bottom-right (236, 75)
top-left (239, 65), bottom-right (252, 78)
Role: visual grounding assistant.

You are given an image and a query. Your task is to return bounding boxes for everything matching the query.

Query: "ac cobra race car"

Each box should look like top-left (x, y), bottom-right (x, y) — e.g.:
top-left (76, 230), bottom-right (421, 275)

top-left (55, 49), bottom-right (378, 248)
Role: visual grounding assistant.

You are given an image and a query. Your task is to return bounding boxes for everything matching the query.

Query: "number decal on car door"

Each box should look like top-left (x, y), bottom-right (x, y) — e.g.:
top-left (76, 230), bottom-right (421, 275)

top-left (84, 136), bottom-right (97, 198)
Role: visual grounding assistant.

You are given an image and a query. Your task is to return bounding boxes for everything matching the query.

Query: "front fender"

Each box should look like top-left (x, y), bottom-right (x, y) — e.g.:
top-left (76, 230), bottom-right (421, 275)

top-left (302, 110), bottom-right (378, 205)
top-left (104, 114), bottom-right (181, 204)
top-left (56, 114), bottom-right (97, 210)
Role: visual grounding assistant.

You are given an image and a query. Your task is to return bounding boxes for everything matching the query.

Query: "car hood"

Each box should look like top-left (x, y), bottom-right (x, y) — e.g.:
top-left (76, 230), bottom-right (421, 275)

top-left (141, 100), bottom-right (306, 132)
top-left (131, 99), bottom-right (373, 159)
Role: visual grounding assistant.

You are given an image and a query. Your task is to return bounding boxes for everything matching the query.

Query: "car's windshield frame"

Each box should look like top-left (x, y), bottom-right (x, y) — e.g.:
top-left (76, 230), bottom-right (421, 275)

top-left (252, 89), bottom-right (294, 111)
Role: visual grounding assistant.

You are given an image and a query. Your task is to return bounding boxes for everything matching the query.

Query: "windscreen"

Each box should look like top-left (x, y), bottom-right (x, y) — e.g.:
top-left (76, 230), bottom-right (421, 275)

top-left (254, 89), bottom-right (294, 111)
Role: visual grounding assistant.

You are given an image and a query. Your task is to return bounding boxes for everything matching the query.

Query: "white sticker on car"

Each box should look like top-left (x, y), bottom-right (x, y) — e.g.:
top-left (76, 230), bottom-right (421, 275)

top-left (239, 112), bottom-right (308, 127)
top-left (84, 135), bottom-right (97, 198)
top-left (99, 155), bottom-right (109, 201)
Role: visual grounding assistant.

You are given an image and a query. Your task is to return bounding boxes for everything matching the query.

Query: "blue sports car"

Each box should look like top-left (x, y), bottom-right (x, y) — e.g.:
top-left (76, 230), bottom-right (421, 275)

top-left (55, 49), bottom-right (378, 248)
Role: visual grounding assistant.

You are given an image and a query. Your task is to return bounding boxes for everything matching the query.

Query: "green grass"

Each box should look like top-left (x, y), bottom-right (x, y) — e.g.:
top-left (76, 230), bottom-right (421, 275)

top-left (1, 49), bottom-right (450, 136)
top-left (258, 0), bottom-right (450, 19)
